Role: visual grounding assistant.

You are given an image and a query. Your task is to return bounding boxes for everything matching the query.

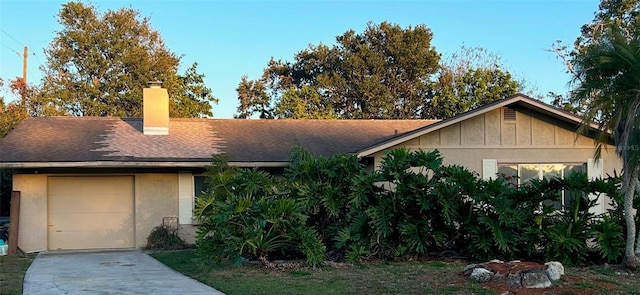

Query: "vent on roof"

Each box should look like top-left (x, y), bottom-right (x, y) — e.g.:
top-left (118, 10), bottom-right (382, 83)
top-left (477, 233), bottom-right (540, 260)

top-left (503, 107), bottom-right (516, 121)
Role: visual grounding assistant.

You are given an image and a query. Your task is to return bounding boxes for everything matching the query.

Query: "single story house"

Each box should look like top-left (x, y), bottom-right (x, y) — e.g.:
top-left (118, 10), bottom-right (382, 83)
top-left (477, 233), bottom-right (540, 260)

top-left (0, 84), bottom-right (621, 253)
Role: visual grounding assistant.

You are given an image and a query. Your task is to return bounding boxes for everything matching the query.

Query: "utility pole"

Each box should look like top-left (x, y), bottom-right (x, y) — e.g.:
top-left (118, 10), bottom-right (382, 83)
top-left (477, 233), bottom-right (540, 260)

top-left (22, 46), bottom-right (28, 85)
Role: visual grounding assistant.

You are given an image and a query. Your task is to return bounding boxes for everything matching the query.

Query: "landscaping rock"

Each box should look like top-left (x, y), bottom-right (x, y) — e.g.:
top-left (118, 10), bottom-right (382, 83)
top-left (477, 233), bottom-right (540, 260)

top-left (463, 260), bottom-right (564, 289)
top-left (522, 270), bottom-right (552, 288)
top-left (506, 272), bottom-right (522, 288)
top-left (545, 261), bottom-right (564, 281)
top-left (463, 263), bottom-right (477, 272)
top-left (470, 267), bottom-right (493, 283)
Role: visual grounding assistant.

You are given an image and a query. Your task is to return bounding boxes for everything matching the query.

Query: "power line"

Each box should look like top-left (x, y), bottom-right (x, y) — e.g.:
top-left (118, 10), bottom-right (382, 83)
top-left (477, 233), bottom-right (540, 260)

top-left (0, 42), bottom-right (20, 56)
top-left (0, 28), bottom-right (24, 47)
top-left (32, 52), bottom-right (44, 69)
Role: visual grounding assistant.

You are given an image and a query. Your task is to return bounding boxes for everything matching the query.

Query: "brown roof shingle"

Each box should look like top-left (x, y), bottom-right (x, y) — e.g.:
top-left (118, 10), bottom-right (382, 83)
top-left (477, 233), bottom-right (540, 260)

top-left (0, 117), bottom-right (436, 166)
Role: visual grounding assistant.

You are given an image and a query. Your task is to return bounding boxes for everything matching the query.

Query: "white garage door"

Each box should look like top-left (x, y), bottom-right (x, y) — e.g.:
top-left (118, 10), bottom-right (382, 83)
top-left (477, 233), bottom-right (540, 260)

top-left (48, 176), bottom-right (135, 250)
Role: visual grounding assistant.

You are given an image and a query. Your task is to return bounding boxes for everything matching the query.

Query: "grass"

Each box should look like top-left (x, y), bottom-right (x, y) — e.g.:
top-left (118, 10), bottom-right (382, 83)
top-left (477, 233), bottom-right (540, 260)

top-left (150, 250), bottom-right (640, 295)
top-left (0, 253), bottom-right (36, 295)
top-left (3, 249), bottom-right (638, 294)
top-left (147, 250), bottom-right (475, 295)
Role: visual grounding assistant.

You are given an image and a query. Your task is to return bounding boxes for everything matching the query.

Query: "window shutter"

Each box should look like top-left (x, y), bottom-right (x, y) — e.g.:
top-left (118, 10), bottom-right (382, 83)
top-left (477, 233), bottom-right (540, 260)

top-left (587, 158), bottom-right (604, 215)
top-left (587, 158), bottom-right (603, 180)
top-left (178, 172), bottom-right (194, 225)
top-left (482, 159), bottom-right (498, 180)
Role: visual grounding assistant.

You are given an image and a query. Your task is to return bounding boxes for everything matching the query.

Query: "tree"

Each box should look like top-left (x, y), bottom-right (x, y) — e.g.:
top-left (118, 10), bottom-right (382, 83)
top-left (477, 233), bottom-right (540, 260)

top-left (237, 23), bottom-right (523, 119)
top-left (0, 78), bottom-right (28, 139)
top-left (552, 0), bottom-right (640, 269)
top-left (428, 46), bottom-right (521, 119)
top-left (0, 77), bottom-right (29, 217)
top-left (38, 1), bottom-right (217, 117)
top-left (571, 25), bottom-right (640, 269)
top-left (275, 85), bottom-right (337, 119)
top-left (237, 22), bottom-right (439, 119)
top-left (551, 0), bottom-right (640, 115)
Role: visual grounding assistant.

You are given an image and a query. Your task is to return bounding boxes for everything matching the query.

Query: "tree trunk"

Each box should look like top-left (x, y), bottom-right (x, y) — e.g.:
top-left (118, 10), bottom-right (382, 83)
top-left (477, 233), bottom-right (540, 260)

top-left (624, 167), bottom-right (640, 269)
top-left (635, 179), bottom-right (640, 256)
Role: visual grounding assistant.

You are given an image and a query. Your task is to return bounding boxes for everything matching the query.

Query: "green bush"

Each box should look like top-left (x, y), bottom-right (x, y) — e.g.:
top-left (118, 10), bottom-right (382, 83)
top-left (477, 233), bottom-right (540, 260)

top-left (145, 225), bottom-right (188, 250)
top-left (194, 160), bottom-right (325, 267)
top-left (337, 148), bottom-right (474, 260)
top-left (194, 149), bottom-right (627, 267)
top-left (286, 146), bottom-right (364, 255)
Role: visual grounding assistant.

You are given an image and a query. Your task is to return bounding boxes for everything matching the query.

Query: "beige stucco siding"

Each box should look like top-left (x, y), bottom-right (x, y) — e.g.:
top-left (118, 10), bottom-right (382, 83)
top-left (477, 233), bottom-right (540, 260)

top-left (372, 108), bottom-right (623, 176)
top-left (461, 114), bottom-right (485, 145)
top-left (13, 174), bottom-right (48, 252)
top-left (134, 174), bottom-right (179, 248)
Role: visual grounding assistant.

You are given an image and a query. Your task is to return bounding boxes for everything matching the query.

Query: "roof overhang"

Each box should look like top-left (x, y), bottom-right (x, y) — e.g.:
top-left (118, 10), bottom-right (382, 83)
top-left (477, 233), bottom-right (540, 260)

top-left (0, 161), bottom-right (290, 169)
top-left (356, 94), bottom-right (603, 158)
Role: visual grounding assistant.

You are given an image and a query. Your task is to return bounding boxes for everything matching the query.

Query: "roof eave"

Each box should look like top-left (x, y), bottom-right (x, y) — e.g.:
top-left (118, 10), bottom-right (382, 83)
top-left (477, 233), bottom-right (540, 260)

top-left (0, 161), bottom-right (290, 169)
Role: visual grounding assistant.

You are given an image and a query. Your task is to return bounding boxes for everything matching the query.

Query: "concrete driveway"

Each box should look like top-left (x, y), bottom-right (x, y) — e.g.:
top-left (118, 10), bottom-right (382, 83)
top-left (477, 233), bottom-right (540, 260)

top-left (23, 250), bottom-right (225, 295)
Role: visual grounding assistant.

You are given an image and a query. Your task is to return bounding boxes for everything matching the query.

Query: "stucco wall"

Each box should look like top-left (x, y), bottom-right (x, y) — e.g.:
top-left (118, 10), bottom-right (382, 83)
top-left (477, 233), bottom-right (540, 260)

top-left (134, 174), bottom-right (179, 248)
top-left (13, 174), bottom-right (48, 253)
top-left (373, 108), bottom-right (622, 174)
top-left (179, 225), bottom-right (198, 244)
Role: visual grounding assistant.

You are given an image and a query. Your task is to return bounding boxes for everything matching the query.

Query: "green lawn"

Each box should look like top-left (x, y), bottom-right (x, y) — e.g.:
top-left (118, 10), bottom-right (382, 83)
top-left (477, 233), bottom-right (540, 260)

top-left (150, 250), bottom-right (640, 295)
top-left (0, 253), bottom-right (36, 295)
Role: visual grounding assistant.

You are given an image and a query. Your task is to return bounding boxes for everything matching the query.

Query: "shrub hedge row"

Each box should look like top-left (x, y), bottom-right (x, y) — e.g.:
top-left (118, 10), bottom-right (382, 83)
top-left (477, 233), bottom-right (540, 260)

top-left (194, 148), bottom-right (637, 267)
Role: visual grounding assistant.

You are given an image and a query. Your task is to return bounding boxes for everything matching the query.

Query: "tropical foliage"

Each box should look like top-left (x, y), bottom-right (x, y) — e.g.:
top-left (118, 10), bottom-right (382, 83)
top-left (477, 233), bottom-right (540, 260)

top-left (195, 148), bottom-right (629, 268)
top-left (194, 157), bottom-right (325, 267)
top-left (551, 0), bottom-right (640, 269)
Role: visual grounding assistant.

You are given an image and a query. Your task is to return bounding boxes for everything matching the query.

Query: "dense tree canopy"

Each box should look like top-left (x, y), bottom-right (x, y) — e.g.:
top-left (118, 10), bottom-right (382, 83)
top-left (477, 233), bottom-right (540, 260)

top-left (37, 1), bottom-right (217, 117)
top-left (559, 0), bottom-right (640, 269)
top-left (551, 0), bottom-right (640, 115)
top-left (236, 22), bottom-right (521, 119)
top-left (429, 46), bottom-right (520, 119)
top-left (0, 78), bottom-right (28, 139)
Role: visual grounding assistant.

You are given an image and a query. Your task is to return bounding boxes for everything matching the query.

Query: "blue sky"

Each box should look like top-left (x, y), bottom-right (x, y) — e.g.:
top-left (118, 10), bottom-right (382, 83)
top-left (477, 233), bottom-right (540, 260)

top-left (0, 0), bottom-right (598, 118)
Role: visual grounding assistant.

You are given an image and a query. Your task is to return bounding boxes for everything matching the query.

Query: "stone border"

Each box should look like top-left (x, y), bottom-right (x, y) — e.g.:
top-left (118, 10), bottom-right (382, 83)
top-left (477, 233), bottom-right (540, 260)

top-left (463, 260), bottom-right (564, 288)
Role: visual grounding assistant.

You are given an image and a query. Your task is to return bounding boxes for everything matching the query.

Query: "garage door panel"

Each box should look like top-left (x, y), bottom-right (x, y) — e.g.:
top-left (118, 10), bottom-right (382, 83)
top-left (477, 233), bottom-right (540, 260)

top-left (48, 176), bottom-right (134, 250)
top-left (49, 212), bottom-right (132, 231)
top-left (48, 230), bottom-right (133, 250)
top-left (49, 199), bottom-right (131, 213)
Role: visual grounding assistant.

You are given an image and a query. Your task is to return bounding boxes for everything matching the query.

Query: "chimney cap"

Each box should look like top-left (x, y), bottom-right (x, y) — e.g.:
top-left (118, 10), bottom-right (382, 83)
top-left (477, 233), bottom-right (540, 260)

top-left (147, 80), bottom-right (163, 88)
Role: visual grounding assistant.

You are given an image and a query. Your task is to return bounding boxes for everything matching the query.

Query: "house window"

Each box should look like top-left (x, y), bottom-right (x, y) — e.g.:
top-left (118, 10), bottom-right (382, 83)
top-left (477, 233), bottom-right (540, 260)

top-left (193, 175), bottom-right (207, 199)
top-left (498, 163), bottom-right (586, 210)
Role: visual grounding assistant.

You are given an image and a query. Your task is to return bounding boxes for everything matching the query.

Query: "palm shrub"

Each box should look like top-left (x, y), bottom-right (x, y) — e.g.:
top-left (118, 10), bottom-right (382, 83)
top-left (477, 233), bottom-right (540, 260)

top-left (463, 176), bottom-right (552, 261)
top-left (194, 160), bottom-right (325, 267)
top-left (425, 164), bottom-right (479, 251)
top-left (591, 174), bottom-right (628, 263)
top-left (539, 173), bottom-right (597, 266)
top-left (537, 172), bottom-right (629, 266)
top-left (285, 146), bottom-right (364, 255)
top-left (338, 148), bottom-right (475, 260)
top-left (463, 170), bottom-right (627, 265)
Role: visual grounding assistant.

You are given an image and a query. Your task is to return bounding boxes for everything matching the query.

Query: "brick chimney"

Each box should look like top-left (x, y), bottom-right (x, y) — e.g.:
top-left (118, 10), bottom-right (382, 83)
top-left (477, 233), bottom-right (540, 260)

top-left (143, 81), bottom-right (169, 135)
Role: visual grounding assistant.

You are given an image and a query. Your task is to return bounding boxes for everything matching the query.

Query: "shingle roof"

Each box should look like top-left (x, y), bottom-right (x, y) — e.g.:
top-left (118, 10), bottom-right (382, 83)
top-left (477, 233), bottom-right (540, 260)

top-left (0, 117), bottom-right (436, 167)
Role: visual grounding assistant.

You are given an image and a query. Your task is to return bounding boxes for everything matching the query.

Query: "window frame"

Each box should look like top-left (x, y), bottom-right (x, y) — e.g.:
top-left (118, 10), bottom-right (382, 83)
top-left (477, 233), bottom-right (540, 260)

top-left (497, 162), bottom-right (587, 211)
